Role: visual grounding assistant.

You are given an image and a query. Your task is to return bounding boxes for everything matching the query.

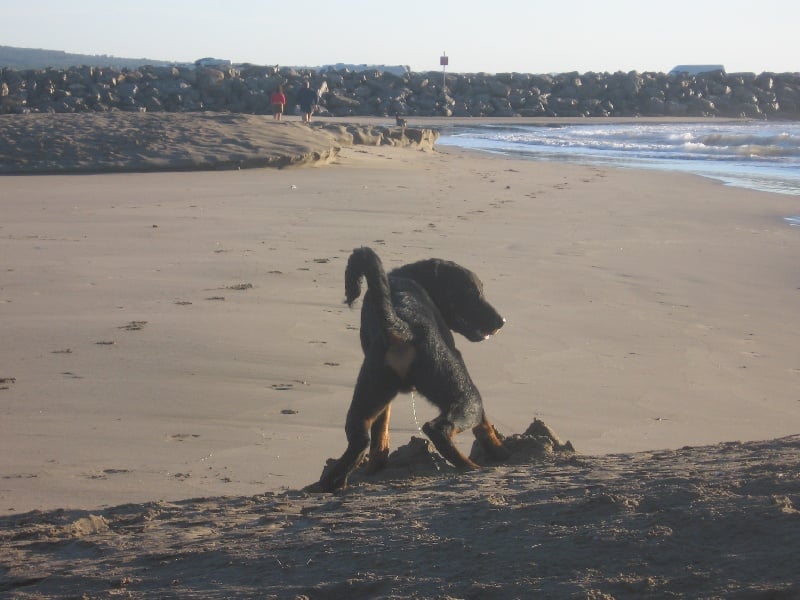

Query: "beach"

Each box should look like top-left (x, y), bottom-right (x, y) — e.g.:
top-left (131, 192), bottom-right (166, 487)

top-left (1, 114), bottom-right (799, 597)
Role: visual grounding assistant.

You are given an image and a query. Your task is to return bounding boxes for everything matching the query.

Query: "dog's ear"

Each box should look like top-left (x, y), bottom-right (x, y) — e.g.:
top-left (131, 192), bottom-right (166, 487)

top-left (425, 261), bottom-right (505, 341)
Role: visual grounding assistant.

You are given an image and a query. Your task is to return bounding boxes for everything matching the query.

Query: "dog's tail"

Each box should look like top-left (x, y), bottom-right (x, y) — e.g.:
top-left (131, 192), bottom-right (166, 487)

top-left (345, 247), bottom-right (411, 342)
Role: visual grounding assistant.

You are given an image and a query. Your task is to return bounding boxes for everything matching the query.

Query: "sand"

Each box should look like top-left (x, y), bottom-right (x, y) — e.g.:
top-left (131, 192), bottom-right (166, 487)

top-left (1, 113), bottom-right (799, 598)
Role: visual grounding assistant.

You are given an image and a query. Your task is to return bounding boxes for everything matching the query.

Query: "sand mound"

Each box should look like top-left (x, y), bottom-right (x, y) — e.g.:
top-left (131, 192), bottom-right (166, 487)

top-left (319, 418), bottom-right (577, 489)
top-left (0, 112), bottom-right (437, 174)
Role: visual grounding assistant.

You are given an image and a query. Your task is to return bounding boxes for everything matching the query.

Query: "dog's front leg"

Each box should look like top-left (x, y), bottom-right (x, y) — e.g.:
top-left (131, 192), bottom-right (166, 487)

top-left (473, 415), bottom-right (510, 461)
top-left (422, 418), bottom-right (480, 470)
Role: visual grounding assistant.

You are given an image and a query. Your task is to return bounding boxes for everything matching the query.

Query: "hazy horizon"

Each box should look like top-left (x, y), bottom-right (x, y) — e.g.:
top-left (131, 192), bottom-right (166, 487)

top-left (4, 1), bottom-right (798, 75)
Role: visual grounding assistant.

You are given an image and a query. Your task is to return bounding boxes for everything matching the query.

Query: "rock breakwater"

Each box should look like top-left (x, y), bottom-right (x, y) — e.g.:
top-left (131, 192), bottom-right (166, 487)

top-left (2, 64), bottom-right (799, 119)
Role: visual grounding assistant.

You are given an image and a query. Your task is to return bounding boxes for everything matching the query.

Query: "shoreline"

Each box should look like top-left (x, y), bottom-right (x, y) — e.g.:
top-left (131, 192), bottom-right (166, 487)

top-left (8, 112), bottom-right (797, 202)
top-left (1, 112), bottom-right (750, 175)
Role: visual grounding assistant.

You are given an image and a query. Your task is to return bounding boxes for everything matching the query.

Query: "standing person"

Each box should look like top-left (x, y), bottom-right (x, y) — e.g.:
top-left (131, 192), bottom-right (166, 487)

top-left (296, 80), bottom-right (318, 124)
top-left (270, 85), bottom-right (286, 121)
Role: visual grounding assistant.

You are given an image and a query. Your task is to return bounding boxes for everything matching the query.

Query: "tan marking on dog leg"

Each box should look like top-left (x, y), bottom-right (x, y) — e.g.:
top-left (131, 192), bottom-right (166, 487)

top-left (367, 405), bottom-right (391, 473)
top-left (473, 417), bottom-right (510, 461)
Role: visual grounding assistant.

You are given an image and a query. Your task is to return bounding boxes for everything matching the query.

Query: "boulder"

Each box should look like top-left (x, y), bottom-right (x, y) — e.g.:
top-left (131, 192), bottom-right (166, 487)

top-left (489, 80), bottom-right (512, 97)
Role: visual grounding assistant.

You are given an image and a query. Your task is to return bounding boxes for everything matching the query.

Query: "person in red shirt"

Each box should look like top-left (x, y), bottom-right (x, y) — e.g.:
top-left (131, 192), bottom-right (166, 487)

top-left (270, 85), bottom-right (286, 121)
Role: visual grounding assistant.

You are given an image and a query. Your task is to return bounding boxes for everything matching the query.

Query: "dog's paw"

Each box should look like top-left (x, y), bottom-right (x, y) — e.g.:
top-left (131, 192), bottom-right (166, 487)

top-left (312, 468), bottom-right (350, 494)
top-left (302, 481), bottom-right (328, 494)
top-left (365, 449), bottom-right (390, 474)
top-left (303, 478), bottom-right (349, 494)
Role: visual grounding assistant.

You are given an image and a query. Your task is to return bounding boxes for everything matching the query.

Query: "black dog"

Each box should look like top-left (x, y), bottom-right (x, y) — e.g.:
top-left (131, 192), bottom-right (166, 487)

top-left (395, 113), bottom-right (408, 127)
top-left (312, 247), bottom-right (509, 492)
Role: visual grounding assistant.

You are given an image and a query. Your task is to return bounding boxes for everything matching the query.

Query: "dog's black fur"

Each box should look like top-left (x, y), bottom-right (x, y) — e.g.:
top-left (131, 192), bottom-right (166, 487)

top-left (312, 246), bottom-right (509, 492)
top-left (395, 113), bottom-right (407, 127)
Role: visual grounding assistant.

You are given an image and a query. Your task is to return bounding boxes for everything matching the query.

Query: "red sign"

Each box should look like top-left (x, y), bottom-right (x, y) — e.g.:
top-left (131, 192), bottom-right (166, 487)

top-left (440, 55), bottom-right (448, 66)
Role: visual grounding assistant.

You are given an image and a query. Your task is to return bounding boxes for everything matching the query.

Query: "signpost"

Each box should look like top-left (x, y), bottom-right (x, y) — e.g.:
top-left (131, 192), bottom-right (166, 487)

top-left (440, 52), bottom-right (448, 91)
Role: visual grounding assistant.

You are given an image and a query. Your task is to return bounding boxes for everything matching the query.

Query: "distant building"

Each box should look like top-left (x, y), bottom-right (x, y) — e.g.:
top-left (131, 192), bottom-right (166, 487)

top-left (194, 57), bottom-right (231, 68)
top-left (669, 64), bottom-right (725, 76)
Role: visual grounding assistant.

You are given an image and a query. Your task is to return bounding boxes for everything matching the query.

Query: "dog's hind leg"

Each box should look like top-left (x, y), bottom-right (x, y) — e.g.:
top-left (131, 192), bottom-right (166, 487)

top-left (366, 404), bottom-right (391, 473)
top-left (317, 416), bottom-right (371, 492)
top-left (316, 359), bottom-right (399, 492)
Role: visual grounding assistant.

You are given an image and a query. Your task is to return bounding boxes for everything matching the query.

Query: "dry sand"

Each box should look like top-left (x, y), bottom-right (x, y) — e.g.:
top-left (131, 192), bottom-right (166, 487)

top-left (1, 113), bottom-right (799, 598)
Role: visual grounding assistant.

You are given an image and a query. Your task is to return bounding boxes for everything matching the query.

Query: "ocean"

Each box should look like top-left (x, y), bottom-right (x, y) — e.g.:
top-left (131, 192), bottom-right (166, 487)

top-left (437, 120), bottom-right (800, 225)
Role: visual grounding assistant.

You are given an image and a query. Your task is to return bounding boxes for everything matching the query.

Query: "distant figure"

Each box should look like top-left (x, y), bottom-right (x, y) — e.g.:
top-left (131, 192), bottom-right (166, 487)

top-left (296, 81), bottom-right (318, 124)
top-left (270, 86), bottom-right (286, 121)
top-left (395, 113), bottom-right (407, 128)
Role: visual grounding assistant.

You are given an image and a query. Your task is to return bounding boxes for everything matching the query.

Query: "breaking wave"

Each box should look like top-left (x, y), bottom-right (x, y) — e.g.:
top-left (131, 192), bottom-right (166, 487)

top-left (438, 121), bottom-right (800, 196)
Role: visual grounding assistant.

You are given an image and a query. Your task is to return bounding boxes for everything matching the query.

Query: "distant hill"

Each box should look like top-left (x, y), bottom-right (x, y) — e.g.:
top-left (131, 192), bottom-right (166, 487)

top-left (0, 45), bottom-right (182, 70)
top-left (1, 46), bottom-right (411, 76)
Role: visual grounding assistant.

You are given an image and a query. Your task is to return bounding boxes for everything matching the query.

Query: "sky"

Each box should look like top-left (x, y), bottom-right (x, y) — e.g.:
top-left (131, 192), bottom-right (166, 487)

top-left (3, 0), bottom-right (798, 74)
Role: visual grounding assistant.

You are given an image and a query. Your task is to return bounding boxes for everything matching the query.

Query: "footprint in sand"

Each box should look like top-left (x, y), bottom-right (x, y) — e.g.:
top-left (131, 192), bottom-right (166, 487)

top-left (1, 472), bottom-right (36, 480)
top-left (86, 468), bottom-right (131, 480)
top-left (169, 433), bottom-right (200, 442)
top-left (119, 321), bottom-right (147, 331)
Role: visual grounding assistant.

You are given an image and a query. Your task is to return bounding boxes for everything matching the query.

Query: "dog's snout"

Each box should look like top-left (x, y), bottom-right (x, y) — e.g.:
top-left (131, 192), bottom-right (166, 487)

top-left (483, 315), bottom-right (505, 339)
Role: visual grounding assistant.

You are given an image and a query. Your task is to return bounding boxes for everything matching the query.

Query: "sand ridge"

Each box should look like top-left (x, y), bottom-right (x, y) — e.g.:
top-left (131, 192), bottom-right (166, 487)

top-left (0, 112), bottom-right (437, 174)
top-left (2, 432), bottom-right (798, 598)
